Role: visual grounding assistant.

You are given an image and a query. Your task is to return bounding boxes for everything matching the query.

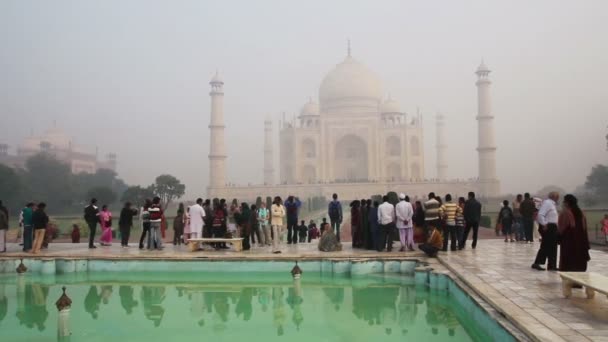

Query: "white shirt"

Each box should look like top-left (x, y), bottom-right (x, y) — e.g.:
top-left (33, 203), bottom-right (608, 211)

top-left (395, 201), bottom-right (414, 229)
top-left (378, 202), bottom-right (396, 225)
top-left (537, 199), bottom-right (558, 225)
top-left (189, 204), bottom-right (206, 231)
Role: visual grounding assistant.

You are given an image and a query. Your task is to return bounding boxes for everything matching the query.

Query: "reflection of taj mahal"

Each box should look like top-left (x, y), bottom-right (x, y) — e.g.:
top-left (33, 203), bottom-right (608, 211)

top-left (206, 48), bottom-right (500, 201)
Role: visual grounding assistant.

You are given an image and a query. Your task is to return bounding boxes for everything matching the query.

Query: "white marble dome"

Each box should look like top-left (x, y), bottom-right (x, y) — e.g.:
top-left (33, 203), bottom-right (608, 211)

top-left (319, 56), bottom-right (383, 105)
top-left (300, 99), bottom-right (319, 116)
top-left (380, 97), bottom-right (401, 114)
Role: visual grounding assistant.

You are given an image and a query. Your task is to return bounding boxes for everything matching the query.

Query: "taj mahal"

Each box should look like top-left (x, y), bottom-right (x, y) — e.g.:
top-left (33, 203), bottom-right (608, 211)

top-left (206, 47), bottom-right (500, 201)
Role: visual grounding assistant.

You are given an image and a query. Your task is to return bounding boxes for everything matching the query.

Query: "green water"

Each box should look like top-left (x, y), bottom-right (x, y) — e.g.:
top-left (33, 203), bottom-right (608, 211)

top-left (0, 272), bottom-right (491, 342)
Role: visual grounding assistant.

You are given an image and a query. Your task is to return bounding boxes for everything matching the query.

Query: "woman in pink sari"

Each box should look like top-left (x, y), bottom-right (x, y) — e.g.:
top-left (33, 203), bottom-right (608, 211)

top-left (99, 205), bottom-right (113, 246)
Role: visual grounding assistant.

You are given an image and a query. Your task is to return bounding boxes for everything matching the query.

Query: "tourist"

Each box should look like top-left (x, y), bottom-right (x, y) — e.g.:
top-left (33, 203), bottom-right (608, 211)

top-left (439, 194), bottom-right (461, 251)
top-left (318, 222), bottom-right (342, 252)
top-left (413, 200), bottom-right (425, 242)
top-left (321, 217), bottom-right (328, 234)
top-left (307, 220), bottom-right (319, 242)
top-left (328, 194), bottom-right (343, 242)
top-left (423, 193), bottom-right (441, 240)
top-left (211, 201), bottom-right (227, 249)
top-left (369, 201), bottom-right (380, 249)
top-left (497, 200), bottom-right (514, 242)
top-left (419, 225), bottom-right (443, 258)
top-left (531, 192), bottom-right (559, 271)
top-left (351, 200), bottom-right (362, 248)
top-left (235, 202), bottom-right (251, 250)
top-left (218, 199), bottom-right (229, 249)
top-left (257, 202), bottom-right (271, 246)
top-left (602, 214), bottom-right (608, 245)
top-left (297, 220), bottom-right (307, 243)
top-left (460, 192), bottom-right (482, 249)
top-left (396, 194), bottom-right (414, 252)
top-left (99, 205), bottom-right (113, 246)
top-left (148, 197), bottom-right (164, 250)
top-left (360, 199), bottom-right (369, 249)
top-left (377, 195), bottom-right (396, 252)
top-left (21, 202), bottom-right (34, 252)
top-left (172, 203), bottom-right (185, 246)
top-left (558, 194), bottom-right (590, 272)
top-left (189, 198), bottom-right (206, 240)
top-left (119, 202), bottom-right (138, 248)
top-left (31, 202), bottom-right (49, 254)
top-left (202, 199), bottom-right (213, 238)
top-left (183, 206), bottom-right (191, 242)
top-left (284, 196), bottom-right (301, 244)
top-left (0, 204), bottom-right (7, 253)
top-left (84, 198), bottom-right (100, 249)
top-left (250, 204), bottom-right (262, 246)
top-left (513, 194), bottom-right (524, 241)
top-left (71, 224), bottom-right (80, 243)
top-left (270, 196), bottom-right (286, 253)
top-left (228, 199), bottom-right (239, 236)
top-left (139, 199), bottom-right (152, 249)
top-left (365, 199), bottom-right (375, 249)
top-left (519, 193), bottom-right (536, 243)
top-left (455, 197), bottom-right (466, 249)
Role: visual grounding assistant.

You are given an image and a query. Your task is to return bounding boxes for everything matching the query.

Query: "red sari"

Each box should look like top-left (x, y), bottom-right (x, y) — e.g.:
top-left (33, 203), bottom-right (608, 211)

top-left (558, 209), bottom-right (590, 272)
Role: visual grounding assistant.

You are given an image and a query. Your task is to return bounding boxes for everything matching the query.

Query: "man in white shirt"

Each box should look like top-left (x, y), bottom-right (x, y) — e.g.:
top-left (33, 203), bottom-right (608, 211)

top-left (395, 193), bottom-right (414, 252)
top-left (531, 192), bottom-right (559, 271)
top-left (189, 198), bottom-right (206, 240)
top-left (377, 196), bottom-right (396, 252)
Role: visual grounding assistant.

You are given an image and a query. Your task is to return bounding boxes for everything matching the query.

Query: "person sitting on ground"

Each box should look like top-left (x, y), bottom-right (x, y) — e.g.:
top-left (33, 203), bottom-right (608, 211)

top-left (418, 225), bottom-right (443, 257)
top-left (318, 222), bottom-right (342, 252)
top-left (71, 224), bottom-right (81, 243)
top-left (307, 220), bottom-right (319, 242)
top-left (298, 220), bottom-right (307, 243)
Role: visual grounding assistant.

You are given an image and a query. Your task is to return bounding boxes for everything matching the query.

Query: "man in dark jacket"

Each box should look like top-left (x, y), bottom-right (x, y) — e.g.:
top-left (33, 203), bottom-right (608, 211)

top-left (284, 196), bottom-right (301, 244)
top-left (519, 193), bottom-right (537, 243)
top-left (84, 198), bottom-right (100, 249)
top-left (32, 203), bottom-right (49, 254)
top-left (118, 202), bottom-right (138, 248)
top-left (460, 192), bottom-right (482, 249)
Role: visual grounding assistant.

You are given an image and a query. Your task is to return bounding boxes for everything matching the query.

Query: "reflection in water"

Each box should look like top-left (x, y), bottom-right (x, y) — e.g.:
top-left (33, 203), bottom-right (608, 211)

top-left (0, 275), bottom-right (483, 341)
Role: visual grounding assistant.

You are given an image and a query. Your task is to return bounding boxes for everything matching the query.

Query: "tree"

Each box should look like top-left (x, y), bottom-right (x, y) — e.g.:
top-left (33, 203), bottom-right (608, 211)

top-left (86, 186), bottom-right (117, 206)
top-left (121, 185), bottom-right (155, 206)
top-left (25, 153), bottom-right (74, 212)
top-left (152, 174), bottom-right (185, 209)
top-left (585, 164), bottom-right (608, 202)
top-left (0, 164), bottom-right (24, 213)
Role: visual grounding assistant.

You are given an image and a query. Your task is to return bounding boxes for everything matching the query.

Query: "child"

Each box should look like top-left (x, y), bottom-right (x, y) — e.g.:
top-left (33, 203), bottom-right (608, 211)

top-left (418, 225), bottom-right (443, 257)
top-left (298, 220), bottom-right (307, 243)
top-left (308, 220), bottom-right (319, 242)
top-left (71, 224), bottom-right (81, 243)
top-left (602, 214), bottom-right (608, 245)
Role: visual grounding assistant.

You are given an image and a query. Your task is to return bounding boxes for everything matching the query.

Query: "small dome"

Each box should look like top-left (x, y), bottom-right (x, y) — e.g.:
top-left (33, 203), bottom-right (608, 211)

top-left (476, 60), bottom-right (490, 73)
top-left (299, 99), bottom-right (319, 116)
top-left (380, 97), bottom-right (401, 114)
top-left (319, 56), bottom-right (383, 105)
top-left (210, 72), bottom-right (223, 84)
top-left (41, 127), bottom-right (71, 149)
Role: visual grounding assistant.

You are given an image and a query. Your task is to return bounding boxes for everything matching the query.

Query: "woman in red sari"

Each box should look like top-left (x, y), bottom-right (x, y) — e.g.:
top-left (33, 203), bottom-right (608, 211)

top-left (558, 194), bottom-right (590, 272)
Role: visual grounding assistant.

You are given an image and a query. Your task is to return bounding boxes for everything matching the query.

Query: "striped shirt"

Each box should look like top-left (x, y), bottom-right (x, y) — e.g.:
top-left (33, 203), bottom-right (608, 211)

top-left (423, 199), bottom-right (441, 221)
top-left (148, 205), bottom-right (163, 222)
top-left (439, 202), bottom-right (462, 226)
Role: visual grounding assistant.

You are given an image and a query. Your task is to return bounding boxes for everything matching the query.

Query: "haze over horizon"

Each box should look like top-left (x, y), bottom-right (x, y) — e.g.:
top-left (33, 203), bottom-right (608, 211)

top-left (1, 0), bottom-right (606, 199)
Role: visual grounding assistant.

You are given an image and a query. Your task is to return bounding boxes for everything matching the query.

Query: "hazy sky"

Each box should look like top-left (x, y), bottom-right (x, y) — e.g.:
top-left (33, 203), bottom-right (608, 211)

top-left (1, 0), bottom-right (606, 198)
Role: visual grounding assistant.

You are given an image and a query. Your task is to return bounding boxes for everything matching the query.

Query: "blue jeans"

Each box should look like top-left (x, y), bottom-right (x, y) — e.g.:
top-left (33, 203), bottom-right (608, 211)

top-left (148, 222), bottom-right (162, 249)
top-left (23, 225), bottom-right (33, 251)
top-left (513, 217), bottom-right (524, 241)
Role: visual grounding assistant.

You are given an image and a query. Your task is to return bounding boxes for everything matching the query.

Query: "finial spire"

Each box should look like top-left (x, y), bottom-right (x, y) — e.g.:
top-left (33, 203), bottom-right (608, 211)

top-left (347, 39), bottom-right (351, 57)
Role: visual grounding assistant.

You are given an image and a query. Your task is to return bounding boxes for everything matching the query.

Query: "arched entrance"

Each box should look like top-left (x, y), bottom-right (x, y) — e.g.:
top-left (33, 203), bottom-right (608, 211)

top-left (334, 135), bottom-right (368, 182)
top-left (387, 163), bottom-right (401, 181)
top-left (301, 164), bottom-right (316, 183)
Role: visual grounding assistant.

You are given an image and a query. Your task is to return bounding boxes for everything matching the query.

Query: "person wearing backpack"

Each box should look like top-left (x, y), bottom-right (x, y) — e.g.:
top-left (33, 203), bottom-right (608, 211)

top-left (328, 193), bottom-right (343, 242)
top-left (284, 196), bottom-right (301, 244)
top-left (498, 200), bottom-right (515, 242)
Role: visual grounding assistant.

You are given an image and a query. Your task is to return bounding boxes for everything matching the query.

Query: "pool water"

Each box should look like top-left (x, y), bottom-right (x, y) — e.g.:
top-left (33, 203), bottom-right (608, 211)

top-left (0, 272), bottom-right (495, 341)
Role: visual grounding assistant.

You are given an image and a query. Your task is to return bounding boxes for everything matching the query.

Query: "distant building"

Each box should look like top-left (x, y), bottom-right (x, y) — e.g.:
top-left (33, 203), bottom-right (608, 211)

top-left (0, 126), bottom-right (116, 174)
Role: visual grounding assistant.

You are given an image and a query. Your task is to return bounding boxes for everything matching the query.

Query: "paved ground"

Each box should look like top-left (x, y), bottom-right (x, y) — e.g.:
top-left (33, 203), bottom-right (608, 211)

top-left (438, 240), bottom-right (608, 342)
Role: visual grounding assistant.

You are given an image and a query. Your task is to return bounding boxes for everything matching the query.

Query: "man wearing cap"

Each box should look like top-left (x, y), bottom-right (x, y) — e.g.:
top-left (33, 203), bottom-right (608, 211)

top-left (395, 193), bottom-right (414, 251)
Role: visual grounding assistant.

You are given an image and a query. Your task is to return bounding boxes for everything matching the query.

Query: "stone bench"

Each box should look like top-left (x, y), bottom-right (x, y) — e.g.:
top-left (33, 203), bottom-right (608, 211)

top-left (187, 238), bottom-right (244, 252)
top-left (559, 272), bottom-right (608, 299)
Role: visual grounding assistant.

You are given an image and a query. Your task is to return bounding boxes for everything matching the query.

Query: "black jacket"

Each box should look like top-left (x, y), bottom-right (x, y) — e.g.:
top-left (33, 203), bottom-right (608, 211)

top-left (84, 205), bottom-right (99, 224)
top-left (119, 207), bottom-right (138, 226)
top-left (32, 209), bottom-right (49, 230)
top-left (464, 199), bottom-right (482, 224)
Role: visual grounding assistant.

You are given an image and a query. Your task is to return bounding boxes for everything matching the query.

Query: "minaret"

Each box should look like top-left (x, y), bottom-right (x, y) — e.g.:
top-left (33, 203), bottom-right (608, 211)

top-left (435, 113), bottom-right (447, 181)
top-left (475, 61), bottom-right (499, 196)
top-left (263, 119), bottom-right (274, 185)
top-left (208, 72), bottom-right (227, 192)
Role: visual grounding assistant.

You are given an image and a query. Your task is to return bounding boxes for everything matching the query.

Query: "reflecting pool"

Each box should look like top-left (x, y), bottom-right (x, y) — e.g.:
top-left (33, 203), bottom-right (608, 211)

top-left (0, 272), bottom-right (502, 341)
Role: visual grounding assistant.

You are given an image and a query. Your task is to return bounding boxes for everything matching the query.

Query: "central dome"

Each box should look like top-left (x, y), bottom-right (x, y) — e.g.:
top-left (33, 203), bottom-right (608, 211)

top-left (319, 56), bottom-right (383, 106)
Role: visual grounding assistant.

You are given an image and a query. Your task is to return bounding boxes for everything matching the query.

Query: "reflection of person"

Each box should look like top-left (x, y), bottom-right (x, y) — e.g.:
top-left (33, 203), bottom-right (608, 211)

top-left (558, 194), bottom-right (590, 272)
top-left (0, 284), bottom-right (7, 324)
top-left (397, 286), bottom-right (417, 333)
top-left (84, 286), bottom-right (101, 319)
top-left (235, 288), bottom-right (253, 321)
top-left (119, 286), bottom-right (138, 314)
top-left (272, 287), bottom-right (286, 336)
top-left (100, 285), bottom-right (113, 304)
top-left (141, 286), bottom-right (166, 327)
top-left (258, 287), bottom-right (270, 312)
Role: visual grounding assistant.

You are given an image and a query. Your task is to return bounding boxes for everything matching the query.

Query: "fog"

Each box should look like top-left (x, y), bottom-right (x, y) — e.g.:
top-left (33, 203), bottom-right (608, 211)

top-left (0, 0), bottom-right (606, 198)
